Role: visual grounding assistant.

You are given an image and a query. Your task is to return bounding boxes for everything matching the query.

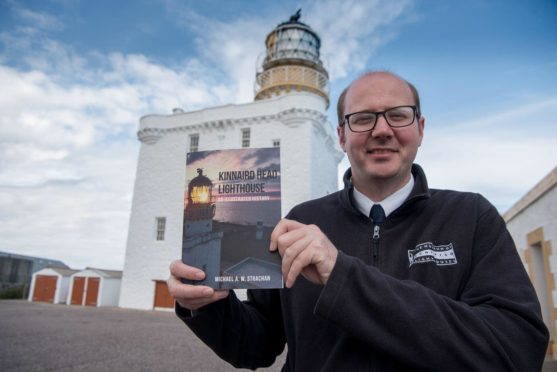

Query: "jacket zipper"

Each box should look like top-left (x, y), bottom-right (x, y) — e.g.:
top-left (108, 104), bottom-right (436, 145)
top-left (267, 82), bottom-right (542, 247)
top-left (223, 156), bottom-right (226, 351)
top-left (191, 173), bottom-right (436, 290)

top-left (372, 224), bottom-right (380, 263)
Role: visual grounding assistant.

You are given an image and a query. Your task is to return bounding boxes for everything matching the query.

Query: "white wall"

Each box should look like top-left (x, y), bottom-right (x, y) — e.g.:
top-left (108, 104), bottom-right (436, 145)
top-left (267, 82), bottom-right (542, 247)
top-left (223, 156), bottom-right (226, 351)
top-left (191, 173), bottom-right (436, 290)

top-left (100, 278), bottom-right (121, 306)
top-left (310, 119), bottom-right (342, 200)
top-left (506, 186), bottom-right (557, 340)
top-left (119, 130), bottom-right (188, 310)
top-left (57, 274), bottom-right (71, 304)
top-left (507, 186), bottom-right (557, 294)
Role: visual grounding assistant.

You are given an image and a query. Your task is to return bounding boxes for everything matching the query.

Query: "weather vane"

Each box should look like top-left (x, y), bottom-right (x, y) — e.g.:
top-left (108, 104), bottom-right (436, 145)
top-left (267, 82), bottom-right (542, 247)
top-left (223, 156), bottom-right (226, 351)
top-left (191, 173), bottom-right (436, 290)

top-left (290, 9), bottom-right (301, 22)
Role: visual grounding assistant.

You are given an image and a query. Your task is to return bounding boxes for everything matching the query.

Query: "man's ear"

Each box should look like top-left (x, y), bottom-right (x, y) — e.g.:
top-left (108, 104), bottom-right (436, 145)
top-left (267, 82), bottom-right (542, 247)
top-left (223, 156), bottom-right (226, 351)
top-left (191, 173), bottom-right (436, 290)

top-left (417, 116), bottom-right (425, 147)
top-left (337, 126), bottom-right (346, 151)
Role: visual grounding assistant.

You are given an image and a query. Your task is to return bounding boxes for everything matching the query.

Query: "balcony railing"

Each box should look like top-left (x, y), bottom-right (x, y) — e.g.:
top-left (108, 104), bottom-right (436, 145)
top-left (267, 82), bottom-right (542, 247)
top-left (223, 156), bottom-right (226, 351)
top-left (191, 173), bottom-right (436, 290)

top-left (255, 65), bottom-right (329, 100)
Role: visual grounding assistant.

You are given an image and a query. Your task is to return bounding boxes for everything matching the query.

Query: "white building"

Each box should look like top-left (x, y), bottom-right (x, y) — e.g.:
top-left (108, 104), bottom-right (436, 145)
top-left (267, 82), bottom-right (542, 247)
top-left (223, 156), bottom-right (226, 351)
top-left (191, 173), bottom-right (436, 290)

top-left (119, 12), bottom-right (343, 310)
top-left (29, 267), bottom-right (78, 304)
top-left (504, 166), bottom-right (557, 357)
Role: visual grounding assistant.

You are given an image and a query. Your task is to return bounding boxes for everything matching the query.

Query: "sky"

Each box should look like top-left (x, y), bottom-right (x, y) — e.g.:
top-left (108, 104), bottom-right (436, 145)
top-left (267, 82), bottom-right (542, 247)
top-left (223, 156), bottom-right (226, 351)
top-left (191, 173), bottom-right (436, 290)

top-left (1, 0), bottom-right (556, 270)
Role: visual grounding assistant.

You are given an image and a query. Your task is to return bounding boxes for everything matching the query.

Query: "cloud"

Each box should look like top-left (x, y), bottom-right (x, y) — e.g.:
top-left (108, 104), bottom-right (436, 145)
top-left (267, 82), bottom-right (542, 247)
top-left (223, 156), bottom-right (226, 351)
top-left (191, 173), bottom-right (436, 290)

top-left (306, 0), bottom-right (415, 79)
top-left (13, 7), bottom-right (64, 31)
top-left (194, 18), bottom-right (268, 103)
top-left (417, 97), bottom-right (557, 211)
top-left (0, 17), bottom-right (236, 269)
top-left (0, 142), bottom-right (138, 269)
top-left (161, 0), bottom-right (415, 102)
top-left (442, 97), bottom-right (557, 133)
top-left (161, 4), bottom-right (270, 103)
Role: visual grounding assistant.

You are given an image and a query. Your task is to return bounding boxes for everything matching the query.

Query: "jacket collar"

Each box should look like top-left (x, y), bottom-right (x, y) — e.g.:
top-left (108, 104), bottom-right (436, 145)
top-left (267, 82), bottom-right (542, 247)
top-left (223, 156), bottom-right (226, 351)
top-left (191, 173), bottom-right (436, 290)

top-left (339, 164), bottom-right (430, 216)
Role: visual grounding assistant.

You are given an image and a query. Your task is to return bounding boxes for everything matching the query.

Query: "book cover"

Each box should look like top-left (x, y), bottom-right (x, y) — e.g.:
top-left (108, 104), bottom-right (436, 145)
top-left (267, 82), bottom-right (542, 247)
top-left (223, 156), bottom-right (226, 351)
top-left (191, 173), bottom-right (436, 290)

top-left (181, 147), bottom-right (283, 289)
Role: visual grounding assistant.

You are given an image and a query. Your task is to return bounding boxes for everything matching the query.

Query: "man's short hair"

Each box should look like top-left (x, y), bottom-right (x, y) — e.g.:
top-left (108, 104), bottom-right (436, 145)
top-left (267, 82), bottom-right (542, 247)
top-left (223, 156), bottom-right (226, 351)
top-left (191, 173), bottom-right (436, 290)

top-left (336, 71), bottom-right (422, 126)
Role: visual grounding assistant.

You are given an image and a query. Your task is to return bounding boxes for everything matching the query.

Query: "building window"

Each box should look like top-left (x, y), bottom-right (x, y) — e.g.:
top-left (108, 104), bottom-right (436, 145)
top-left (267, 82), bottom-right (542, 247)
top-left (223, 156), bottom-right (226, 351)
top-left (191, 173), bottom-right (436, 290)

top-left (272, 139), bottom-right (280, 147)
top-left (241, 128), bottom-right (250, 148)
top-left (190, 134), bottom-right (199, 152)
top-left (156, 217), bottom-right (166, 241)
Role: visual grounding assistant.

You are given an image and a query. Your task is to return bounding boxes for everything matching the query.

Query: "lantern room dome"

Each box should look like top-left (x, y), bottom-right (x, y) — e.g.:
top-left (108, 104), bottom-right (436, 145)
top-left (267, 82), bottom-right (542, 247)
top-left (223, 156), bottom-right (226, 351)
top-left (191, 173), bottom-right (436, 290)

top-left (262, 13), bottom-right (322, 68)
top-left (189, 168), bottom-right (212, 189)
top-left (255, 9), bottom-right (329, 107)
top-left (187, 168), bottom-right (214, 207)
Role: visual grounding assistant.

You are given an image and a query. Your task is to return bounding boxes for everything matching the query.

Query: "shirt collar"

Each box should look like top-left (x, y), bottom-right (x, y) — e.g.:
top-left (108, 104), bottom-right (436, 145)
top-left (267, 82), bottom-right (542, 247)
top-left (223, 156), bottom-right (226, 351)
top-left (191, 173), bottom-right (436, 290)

top-left (352, 176), bottom-right (415, 218)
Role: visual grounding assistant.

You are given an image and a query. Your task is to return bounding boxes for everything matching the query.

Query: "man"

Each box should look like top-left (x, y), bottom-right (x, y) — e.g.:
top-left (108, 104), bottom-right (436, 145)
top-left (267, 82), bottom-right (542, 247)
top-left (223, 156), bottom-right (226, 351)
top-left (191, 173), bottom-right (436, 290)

top-left (168, 71), bottom-right (549, 371)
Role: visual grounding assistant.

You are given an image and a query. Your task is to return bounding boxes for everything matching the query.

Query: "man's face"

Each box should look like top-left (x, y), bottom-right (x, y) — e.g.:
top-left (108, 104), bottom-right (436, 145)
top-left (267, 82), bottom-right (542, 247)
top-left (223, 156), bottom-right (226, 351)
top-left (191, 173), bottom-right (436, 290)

top-left (338, 73), bottom-right (424, 191)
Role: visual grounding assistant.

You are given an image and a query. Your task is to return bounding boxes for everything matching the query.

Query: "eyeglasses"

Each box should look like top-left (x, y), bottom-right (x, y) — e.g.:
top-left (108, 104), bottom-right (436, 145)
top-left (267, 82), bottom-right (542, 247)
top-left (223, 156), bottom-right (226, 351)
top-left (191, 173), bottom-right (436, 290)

top-left (342, 106), bottom-right (418, 133)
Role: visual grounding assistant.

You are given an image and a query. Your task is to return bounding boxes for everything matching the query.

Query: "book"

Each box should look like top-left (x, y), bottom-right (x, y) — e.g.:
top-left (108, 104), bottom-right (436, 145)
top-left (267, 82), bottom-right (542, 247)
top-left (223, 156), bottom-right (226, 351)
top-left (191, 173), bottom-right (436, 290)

top-left (181, 147), bottom-right (283, 289)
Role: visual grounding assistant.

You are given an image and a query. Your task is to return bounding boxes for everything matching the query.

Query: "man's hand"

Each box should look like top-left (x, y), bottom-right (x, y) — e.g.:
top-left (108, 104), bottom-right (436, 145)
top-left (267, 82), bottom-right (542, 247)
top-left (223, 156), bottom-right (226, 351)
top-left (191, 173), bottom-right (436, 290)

top-left (270, 219), bottom-right (338, 288)
top-left (167, 260), bottom-right (229, 310)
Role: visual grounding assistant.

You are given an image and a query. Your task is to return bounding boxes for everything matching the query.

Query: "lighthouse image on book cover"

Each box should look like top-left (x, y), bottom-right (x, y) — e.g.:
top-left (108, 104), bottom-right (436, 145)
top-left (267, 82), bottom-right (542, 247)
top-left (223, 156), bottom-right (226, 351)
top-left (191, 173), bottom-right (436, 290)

top-left (182, 147), bottom-right (283, 289)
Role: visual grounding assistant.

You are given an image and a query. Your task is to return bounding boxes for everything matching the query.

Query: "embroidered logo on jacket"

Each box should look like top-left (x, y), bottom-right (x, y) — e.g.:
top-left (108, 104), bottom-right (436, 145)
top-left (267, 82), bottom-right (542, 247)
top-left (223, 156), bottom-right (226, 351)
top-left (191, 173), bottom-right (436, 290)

top-left (408, 242), bottom-right (457, 267)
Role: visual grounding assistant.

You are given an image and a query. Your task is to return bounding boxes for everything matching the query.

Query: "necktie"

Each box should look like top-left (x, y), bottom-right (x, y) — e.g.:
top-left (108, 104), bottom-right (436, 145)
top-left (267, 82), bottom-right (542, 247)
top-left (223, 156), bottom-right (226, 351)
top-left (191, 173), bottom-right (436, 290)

top-left (370, 204), bottom-right (386, 226)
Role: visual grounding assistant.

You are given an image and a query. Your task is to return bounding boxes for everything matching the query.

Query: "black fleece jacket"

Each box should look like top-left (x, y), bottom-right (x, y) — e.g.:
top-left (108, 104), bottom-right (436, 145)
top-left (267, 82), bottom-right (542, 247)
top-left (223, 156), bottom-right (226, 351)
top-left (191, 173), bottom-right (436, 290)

top-left (178, 164), bottom-right (548, 371)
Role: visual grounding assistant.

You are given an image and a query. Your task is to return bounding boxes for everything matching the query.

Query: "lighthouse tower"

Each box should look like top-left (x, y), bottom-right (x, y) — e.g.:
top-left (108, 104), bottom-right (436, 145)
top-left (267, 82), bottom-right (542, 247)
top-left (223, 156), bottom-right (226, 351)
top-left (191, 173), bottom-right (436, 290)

top-left (118, 10), bottom-right (343, 310)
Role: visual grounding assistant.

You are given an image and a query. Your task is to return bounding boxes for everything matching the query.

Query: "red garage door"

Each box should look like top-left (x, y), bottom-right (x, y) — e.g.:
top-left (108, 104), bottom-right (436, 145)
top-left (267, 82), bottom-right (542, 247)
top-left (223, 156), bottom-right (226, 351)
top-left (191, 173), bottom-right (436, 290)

top-left (33, 275), bottom-right (57, 303)
top-left (85, 277), bottom-right (100, 307)
top-left (153, 281), bottom-right (174, 309)
top-left (70, 277), bottom-right (86, 305)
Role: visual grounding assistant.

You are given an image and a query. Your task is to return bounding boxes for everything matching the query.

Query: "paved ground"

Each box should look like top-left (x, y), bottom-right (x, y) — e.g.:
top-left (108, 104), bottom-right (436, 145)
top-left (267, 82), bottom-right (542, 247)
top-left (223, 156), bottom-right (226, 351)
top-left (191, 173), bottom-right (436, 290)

top-left (547, 360), bottom-right (557, 372)
top-left (2, 300), bottom-right (556, 371)
top-left (0, 300), bottom-right (285, 371)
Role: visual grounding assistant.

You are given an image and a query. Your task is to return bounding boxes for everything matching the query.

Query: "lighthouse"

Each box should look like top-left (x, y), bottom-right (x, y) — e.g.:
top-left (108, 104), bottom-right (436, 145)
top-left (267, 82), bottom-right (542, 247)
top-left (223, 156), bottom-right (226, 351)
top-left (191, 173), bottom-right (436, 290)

top-left (119, 10), bottom-right (343, 310)
top-left (182, 168), bottom-right (223, 288)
